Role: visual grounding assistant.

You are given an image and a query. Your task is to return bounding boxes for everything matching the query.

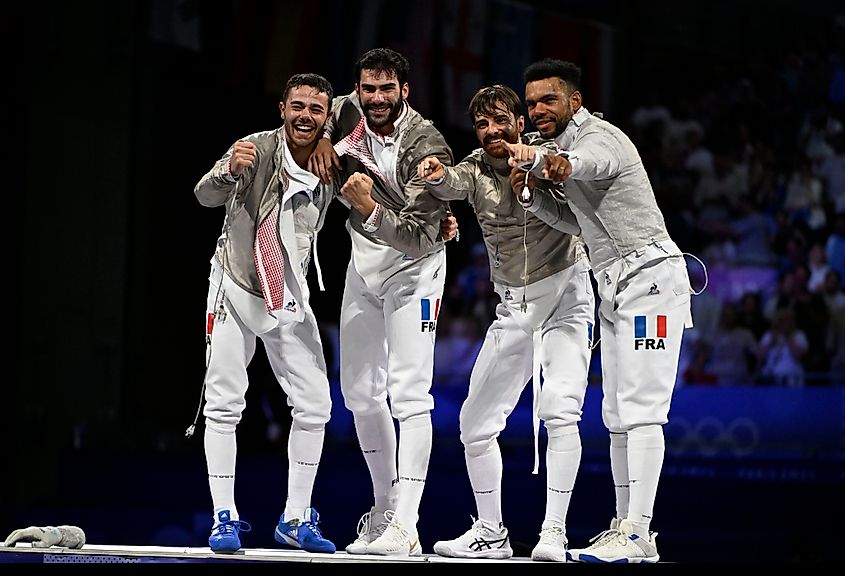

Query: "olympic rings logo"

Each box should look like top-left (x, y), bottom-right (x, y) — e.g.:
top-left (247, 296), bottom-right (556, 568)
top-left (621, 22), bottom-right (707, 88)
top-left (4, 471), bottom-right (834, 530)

top-left (665, 417), bottom-right (760, 457)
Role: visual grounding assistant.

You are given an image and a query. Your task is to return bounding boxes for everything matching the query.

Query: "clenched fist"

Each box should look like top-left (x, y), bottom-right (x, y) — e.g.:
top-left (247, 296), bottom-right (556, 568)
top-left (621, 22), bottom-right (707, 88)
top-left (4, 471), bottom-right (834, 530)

top-left (229, 140), bottom-right (257, 177)
top-left (417, 157), bottom-right (445, 181)
top-left (340, 172), bottom-right (377, 216)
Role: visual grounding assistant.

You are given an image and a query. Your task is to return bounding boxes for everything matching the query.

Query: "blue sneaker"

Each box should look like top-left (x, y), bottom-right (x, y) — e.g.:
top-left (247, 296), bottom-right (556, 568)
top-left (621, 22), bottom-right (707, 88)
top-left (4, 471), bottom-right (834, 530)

top-left (208, 510), bottom-right (252, 554)
top-left (274, 507), bottom-right (336, 553)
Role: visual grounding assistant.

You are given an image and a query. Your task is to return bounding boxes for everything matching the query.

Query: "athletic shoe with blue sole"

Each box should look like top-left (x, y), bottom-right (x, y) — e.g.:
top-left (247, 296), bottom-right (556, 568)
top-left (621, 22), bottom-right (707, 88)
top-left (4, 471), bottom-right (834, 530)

top-left (209, 510), bottom-right (251, 554)
top-left (274, 507), bottom-right (336, 554)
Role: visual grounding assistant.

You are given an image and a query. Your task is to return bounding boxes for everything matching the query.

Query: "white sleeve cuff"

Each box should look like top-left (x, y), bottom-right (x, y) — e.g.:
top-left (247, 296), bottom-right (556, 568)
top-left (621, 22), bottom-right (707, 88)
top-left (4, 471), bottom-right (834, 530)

top-left (361, 203), bottom-right (381, 232)
top-left (222, 159), bottom-right (238, 183)
top-left (567, 153), bottom-right (583, 179)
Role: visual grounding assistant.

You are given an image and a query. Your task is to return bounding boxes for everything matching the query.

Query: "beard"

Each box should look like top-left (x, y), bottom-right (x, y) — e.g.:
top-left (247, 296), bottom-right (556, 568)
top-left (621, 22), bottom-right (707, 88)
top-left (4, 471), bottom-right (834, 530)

top-left (536, 119), bottom-right (564, 138)
top-left (363, 98), bottom-right (403, 128)
top-left (482, 131), bottom-right (519, 158)
top-left (533, 110), bottom-right (570, 139)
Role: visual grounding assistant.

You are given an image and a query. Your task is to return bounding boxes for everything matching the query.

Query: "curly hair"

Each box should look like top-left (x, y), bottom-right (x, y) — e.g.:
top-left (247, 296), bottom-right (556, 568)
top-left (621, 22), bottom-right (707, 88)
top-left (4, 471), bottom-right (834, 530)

top-left (524, 59), bottom-right (582, 92)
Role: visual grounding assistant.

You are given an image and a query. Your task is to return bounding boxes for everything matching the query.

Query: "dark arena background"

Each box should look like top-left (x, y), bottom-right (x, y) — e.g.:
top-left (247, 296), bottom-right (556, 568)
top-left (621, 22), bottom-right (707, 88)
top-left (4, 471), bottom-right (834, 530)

top-left (11, 0), bottom-right (843, 564)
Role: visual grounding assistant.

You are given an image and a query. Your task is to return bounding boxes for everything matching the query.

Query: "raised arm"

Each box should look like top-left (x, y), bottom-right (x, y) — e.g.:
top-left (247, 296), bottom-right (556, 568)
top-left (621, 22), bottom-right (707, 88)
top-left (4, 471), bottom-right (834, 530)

top-left (194, 140), bottom-right (257, 206)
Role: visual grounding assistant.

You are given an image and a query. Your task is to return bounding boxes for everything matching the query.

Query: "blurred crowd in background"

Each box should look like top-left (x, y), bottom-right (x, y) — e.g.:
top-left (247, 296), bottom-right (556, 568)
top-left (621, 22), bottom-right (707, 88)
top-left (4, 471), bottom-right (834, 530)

top-left (428, 36), bottom-right (845, 389)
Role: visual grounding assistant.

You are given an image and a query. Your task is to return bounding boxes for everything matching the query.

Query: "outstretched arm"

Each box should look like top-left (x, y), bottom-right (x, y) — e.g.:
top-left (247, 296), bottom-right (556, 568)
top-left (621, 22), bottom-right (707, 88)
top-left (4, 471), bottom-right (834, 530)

top-left (563, 131), bottom-right (624, 181)
top-left (416, 155), bottom-right (476, 202)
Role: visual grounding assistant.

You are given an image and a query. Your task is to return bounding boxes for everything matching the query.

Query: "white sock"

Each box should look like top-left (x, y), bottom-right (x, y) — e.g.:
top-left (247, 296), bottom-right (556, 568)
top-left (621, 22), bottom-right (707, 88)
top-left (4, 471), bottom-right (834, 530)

top-left (465, 441), bottom-right (503, 528)
top-left (627, 425), bottom-right (664, 534)
top-left (283, 423), bottom-right (324, 521)
top-left (543, 424), bottom-right (581, 532)
top-left (395, 413), bottom-right (432, 529)
top-left (353, 403), bottom-right (398, 512)
top-left (609, 431), bottom-right (629, 521)
top-left (205, 424), bottom-right (238, 523)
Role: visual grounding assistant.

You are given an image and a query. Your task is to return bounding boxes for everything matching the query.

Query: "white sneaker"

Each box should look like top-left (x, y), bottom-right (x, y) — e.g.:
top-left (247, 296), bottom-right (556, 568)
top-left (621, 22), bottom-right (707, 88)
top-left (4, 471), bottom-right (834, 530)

top-left (567, 517), bottom-right (620, 562)
top-left (345, 507), bottom-right (388, 554)
top-left (574, 519), bottom-right (659, 563)
top-left (366, 510), bottom-right (422, 557)
top-left (531, 524), bottom-right (568, 562)
top-left (433, 518), bottom-right (512, 559)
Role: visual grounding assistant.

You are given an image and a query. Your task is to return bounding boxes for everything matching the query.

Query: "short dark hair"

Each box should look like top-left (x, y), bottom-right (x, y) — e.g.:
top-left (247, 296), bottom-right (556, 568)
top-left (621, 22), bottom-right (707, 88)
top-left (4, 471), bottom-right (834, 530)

top-left (524, 59), bottom-right (582, 92)
top-left (282, 73), bottom-right (333, 104)
top-left (468, 85), bottom-right (522, 125)
top-left (354, 48), bottom-right (410, 86)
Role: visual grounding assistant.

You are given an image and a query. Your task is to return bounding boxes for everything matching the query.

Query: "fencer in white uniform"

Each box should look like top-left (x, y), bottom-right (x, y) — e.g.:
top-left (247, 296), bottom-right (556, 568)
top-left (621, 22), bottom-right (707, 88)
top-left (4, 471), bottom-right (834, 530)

top-left (193, 74), bottom-right (338, 555)
top-left (310, 48), bottom-right (453, 557)
top-left (417, 84), bottom-right (594, 562)
top-left (511, 59), bottom-right (695, 563)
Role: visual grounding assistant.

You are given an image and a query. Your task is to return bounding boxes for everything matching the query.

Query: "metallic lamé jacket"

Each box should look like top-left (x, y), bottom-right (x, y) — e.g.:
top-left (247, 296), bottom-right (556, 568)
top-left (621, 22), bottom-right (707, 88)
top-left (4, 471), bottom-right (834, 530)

top-left (427, 142), bottom-right (586, 287)
top-left (194, 128), bottom-right (335, 297)
top-left (326, 92), bottom-right (454, 259)
top-left (524, 107), bottom-right (674, 273)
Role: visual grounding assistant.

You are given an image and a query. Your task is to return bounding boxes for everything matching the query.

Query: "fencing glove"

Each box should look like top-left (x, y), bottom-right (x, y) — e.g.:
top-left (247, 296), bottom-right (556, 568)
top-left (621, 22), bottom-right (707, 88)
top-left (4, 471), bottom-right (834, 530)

top-left (3, 526), bottom-right (86, 549)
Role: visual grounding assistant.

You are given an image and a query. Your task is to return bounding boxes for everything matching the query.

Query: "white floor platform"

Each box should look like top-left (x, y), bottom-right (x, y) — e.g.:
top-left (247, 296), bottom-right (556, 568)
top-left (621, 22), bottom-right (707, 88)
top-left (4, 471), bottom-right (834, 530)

top-left (0, 543), bottom-right (537, 563)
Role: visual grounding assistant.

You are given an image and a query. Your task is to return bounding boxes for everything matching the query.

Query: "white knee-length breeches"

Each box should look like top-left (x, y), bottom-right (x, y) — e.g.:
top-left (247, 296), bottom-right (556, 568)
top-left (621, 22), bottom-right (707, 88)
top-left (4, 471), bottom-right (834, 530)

top-left (340, 238), bottom-right (447, 422)
top-left (596, 242), bottom-right (693, 432)
top-left (460, 258), bottom-right (595, 450)
top-left (203, 262), bottom-right (331, 433)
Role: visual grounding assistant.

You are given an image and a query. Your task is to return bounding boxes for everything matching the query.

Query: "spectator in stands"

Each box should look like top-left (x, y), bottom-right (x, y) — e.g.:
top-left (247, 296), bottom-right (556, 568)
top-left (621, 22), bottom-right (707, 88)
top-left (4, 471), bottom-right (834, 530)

top-left (807, 242), bottom-right (832, 293)
top-left (826, 213), bottom-right (845, 281)
top-left (758, 309), bottom-right (809, 386)
top-left (784, 156), bottom-right (827, 233)
top-left (818, 133), bottom-right (845, 215)
top-left (737, 291), bottom-right (770, 340)
top-left (710, 304), bottom-right (758, 385)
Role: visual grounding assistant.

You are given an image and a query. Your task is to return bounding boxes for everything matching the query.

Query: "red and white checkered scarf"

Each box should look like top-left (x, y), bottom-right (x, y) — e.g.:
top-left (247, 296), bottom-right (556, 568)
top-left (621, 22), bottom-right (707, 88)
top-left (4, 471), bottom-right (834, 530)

top-left (333, 116), bottom-right (387, 184)
top-left (254, 202), bottom-right (285, 312)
